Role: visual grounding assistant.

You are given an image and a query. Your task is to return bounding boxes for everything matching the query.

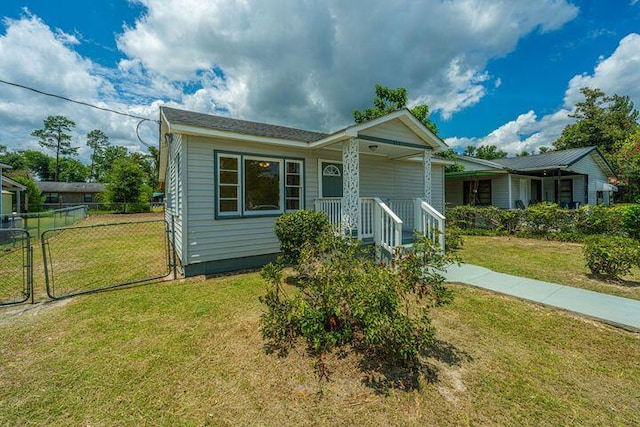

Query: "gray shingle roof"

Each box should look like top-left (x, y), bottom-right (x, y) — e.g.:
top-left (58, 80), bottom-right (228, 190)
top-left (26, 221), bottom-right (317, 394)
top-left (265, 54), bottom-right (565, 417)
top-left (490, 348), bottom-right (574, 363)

top-left (37, 182), bottom-right (105, 193)
top-left (161, 106), bottom-right (328, 143)
top-left (492, 146), bottom-right (600, 170)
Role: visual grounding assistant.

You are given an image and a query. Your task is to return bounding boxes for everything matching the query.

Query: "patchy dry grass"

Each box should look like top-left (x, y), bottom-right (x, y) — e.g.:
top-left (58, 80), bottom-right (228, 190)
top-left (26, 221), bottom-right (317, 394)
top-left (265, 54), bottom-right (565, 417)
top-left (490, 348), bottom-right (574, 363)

top-left (459, 236), bottom-right (640, 300)
top-left (1, 272), bottom-right (638, 426)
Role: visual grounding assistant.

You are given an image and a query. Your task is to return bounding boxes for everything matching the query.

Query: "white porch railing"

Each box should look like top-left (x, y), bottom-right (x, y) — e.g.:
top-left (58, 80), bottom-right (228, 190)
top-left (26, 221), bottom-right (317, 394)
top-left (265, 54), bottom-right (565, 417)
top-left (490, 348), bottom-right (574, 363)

top-left (360, 198), bottom-right (375, 239)
top-left (388, 199), bottom-right (415, 231)
top-left (415, 198), bottom-right (446, 250)
top-left (314, 197), bottom-right (342, 232)
top-left (314, 197), bottom-right (445, 253)
top-left (373, 197), bottom-right (403, 253)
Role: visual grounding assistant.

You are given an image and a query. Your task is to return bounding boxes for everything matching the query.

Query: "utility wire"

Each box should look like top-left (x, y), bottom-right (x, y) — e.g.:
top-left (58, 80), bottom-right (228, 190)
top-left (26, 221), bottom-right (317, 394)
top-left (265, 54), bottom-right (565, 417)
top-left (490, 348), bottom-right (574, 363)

top-left (0, 77), bottom-right (159, 148)
top-left (0, 78), bottom-right (159, 122)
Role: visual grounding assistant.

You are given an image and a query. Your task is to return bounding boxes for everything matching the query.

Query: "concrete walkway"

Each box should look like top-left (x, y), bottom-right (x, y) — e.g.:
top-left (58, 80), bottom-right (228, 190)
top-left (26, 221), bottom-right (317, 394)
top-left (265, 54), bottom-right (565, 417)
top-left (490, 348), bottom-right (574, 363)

top-left (443, 263), bottom-right (640, 332)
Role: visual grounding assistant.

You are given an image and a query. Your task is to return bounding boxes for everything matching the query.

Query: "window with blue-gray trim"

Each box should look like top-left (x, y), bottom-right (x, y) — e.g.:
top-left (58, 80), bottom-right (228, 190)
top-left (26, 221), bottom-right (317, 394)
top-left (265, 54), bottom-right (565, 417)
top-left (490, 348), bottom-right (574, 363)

top-left (216, 152), bottom-right (304, 218)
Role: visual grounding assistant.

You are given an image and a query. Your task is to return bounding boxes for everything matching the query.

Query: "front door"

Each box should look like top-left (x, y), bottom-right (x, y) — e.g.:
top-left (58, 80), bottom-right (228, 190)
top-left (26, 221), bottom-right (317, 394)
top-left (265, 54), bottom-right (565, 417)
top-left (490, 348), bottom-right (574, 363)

top-left (321, 162), bottom-right (343, 197)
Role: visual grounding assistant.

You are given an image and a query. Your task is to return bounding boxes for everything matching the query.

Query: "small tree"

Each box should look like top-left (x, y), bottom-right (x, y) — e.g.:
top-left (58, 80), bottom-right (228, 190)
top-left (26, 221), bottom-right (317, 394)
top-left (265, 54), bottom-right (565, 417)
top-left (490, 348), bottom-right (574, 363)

top-left (103, 156), bottom-right (149, 212)
top-left (31, 116), bottom-right (78, 182)
top-left (353, 84), bottom-right (438, 134)
top-left (10, 174), bottom-right (45, 212)
top-left (86, 129), bottom-right (110, 182)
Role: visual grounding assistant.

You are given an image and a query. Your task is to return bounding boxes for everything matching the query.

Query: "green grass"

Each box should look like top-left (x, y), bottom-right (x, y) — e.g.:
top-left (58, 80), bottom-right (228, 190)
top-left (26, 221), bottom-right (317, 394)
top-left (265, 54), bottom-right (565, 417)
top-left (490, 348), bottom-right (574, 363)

top-left (458, 235), bottom-right (640, 300)
top-left (1, 271), bottom-right (639, 426)
top-left (2, 219), bottom-right (639, 425)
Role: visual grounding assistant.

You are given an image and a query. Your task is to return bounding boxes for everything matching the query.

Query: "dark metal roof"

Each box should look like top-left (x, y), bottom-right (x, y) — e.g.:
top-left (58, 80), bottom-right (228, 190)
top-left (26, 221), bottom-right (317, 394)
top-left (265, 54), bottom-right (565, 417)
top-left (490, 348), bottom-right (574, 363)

top-left (37, 182), bottom-right (105, 193)
top-left (161, 106), bottom-right (328, 143)
top-left (492, 146), bottom-right (601, 170)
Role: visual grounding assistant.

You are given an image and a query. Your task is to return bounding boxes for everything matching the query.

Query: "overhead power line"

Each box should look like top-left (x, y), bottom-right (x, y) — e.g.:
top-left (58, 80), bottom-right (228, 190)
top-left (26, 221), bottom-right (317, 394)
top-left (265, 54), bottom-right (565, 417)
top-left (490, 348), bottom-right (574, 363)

top-left (0, 77), bottom-right (159, 148)
top-left (0, 78), bottom-right (159, 122)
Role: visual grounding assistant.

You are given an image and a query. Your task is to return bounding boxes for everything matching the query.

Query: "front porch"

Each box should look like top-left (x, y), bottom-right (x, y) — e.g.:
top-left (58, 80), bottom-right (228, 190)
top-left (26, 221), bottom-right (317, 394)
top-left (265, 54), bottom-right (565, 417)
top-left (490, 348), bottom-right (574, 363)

top-left (305, 110), bottom-right (450, 254)
top-left (314, 197), bottom-right (445, 254)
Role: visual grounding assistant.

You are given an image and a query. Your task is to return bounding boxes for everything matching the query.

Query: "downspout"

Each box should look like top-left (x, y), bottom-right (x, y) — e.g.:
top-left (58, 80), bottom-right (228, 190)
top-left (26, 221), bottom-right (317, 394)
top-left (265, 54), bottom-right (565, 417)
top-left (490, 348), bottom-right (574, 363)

top-left (507, 173), bottom-right (512, 209)
top-left (0, 166), bottom-right (3, 222)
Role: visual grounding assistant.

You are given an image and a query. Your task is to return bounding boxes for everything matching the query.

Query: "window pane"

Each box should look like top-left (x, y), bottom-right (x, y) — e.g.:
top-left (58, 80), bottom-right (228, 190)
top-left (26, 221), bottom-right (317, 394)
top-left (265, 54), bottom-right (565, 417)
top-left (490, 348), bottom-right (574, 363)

top-left (244, 159), bottom-right (281, 211)
top-left (220, 200), bottom-right (238, 212)
top-left (286, 187), bottom-right (300, 198)
top-left (220, 157), bottom-right (238, 170)
top-left (286, 199), bottom-right (300, 210)
top-left (220, 171), bottom-right (238, 184)
top-left (220, 185), bottom-right (237, 198)
top-left (287, 162), bottom-right (300, 174)
top-left (286, 174), bottom-right (301, 186)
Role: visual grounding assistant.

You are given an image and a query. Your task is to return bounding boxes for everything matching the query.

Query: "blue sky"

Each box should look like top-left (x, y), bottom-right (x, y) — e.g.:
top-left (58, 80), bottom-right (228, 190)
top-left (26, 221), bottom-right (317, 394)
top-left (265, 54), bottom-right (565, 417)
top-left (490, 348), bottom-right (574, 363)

top-left (0, 0), bottom-right (639, 160)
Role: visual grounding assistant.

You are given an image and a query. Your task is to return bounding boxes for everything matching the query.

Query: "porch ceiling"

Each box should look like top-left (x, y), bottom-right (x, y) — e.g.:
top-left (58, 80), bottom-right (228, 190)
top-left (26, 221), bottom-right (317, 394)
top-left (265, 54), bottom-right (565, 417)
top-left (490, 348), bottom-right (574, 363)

top-left (322, 138), bottom-right (428, 160)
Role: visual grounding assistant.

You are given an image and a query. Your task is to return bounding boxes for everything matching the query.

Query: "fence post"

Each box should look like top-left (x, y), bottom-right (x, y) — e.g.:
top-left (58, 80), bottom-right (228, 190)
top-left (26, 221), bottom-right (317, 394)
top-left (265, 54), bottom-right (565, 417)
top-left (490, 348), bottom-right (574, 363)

top-left (29, 233), bottom-right (34, 304)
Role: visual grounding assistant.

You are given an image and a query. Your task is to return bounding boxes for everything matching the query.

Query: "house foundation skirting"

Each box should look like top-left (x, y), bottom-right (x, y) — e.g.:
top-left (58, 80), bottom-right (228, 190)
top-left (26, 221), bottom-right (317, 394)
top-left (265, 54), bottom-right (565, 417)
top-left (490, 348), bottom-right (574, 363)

top-left (183, 253), bottom-right (279, 277)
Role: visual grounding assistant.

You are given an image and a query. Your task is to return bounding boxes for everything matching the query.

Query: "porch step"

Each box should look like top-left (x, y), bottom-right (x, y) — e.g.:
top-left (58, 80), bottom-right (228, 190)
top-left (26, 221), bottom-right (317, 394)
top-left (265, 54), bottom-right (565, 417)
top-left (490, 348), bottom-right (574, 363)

top-left (361, 230), bottom-right (414, 246)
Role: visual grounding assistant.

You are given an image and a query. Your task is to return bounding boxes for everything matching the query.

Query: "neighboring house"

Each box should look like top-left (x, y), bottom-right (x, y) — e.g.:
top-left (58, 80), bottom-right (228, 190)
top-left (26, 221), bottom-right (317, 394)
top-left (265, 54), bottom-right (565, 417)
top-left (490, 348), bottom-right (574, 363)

top-left (446, 146), bottom-right (616, 209)
top-left (1, 164), bottom-right (27, 228)
top-left (159, 106), bottom-right (451, 276)
top-left (1, 162), bottom-right (26, 217)
top-left (37, 182), bottom-right (105, 210)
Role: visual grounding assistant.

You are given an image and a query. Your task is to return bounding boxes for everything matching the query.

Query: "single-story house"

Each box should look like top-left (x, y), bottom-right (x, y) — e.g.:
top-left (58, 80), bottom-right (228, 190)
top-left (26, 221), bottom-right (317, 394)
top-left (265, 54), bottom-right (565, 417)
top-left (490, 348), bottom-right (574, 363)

top-left (159, 106), bottom-right (451, 276)
top-left (445, 146), bottom-right (616, 209)
top-left (37, 181), bottom-right (105, 210)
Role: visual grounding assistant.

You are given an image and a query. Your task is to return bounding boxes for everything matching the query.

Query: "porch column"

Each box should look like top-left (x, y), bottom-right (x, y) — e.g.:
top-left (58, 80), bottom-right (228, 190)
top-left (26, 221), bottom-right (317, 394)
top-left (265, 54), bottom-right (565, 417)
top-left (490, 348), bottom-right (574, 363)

top-left (423, 149), bottom-right (432, 204)
top-left (342, 138), bottom-right (360, 235)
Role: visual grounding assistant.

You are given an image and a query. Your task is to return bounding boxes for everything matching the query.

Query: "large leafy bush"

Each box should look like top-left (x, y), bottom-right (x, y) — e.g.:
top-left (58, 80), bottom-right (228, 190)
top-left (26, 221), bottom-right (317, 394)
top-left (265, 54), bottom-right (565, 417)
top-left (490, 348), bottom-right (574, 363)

top-left (520, 202), bottom-right (572, 234)
top-left (274, 210), bottom-right (330, 264)
top-left (583, 235), bottom-right (640, 279)
top-left (260, 232), bottom-right (454, 381)
top-left (621, 205), bottom-right (640, 239)
top-left (574, 204), bottom-right (623, 235)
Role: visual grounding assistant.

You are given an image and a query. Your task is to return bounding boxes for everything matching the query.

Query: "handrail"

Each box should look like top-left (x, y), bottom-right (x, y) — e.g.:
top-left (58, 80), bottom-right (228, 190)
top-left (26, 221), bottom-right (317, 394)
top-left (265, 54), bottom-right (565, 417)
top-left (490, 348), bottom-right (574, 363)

top-left (373, 197), bottom-right (403, 223)
top-left (420, 200), bottom-right (446, 221)
top-left (415, 198), bottom-right (445, 251)
top-left (373, 197), bottom-right (403, 255)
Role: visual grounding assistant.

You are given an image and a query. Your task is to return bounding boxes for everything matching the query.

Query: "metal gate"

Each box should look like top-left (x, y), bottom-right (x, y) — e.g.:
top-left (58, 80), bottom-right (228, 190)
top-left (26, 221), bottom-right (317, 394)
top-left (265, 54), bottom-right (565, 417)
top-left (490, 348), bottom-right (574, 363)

top-left (41, 219), bottom-right (175, 299)
top-left (0, 229), bottom-right (33, 306)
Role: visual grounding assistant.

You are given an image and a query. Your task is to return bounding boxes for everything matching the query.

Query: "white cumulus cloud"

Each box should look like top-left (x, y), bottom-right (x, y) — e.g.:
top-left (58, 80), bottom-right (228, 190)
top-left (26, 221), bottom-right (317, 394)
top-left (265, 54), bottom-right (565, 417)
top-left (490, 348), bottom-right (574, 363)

top-left (449, 33), bottom-right (640, 155)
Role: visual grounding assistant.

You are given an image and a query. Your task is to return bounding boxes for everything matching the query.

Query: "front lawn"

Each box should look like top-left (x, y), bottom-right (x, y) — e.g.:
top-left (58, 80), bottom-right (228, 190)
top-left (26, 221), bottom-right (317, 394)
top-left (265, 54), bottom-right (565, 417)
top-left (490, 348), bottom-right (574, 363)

top-left (458, 235), bottom-right (640, 300)
top-left (1, 272), bottom-right (638, 426)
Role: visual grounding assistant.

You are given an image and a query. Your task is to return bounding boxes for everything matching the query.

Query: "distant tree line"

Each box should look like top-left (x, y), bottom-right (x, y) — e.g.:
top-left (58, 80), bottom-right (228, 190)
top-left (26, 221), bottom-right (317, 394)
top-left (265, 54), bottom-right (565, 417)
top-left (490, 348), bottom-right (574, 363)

top-left (0, 115), bottom-right (159, 212)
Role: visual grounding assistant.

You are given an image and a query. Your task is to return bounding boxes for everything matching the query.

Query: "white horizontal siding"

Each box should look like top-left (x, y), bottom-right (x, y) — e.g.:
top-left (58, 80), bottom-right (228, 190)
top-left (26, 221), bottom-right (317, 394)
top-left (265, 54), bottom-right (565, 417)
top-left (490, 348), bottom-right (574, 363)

top-left (180, 135), bottom-right (446, 267)
top-left (491, 175), bottom-right (510, 208)
top-left (183, 135), bottom-right (317, 265)
top-left (359, 121), bottom-right (424, 146)
top-left (571, 154), bottom-right (610, 205)
top-left (431, 164), bottom-right (445, 213)
top-left (165, 134), bottom-right (184, 262)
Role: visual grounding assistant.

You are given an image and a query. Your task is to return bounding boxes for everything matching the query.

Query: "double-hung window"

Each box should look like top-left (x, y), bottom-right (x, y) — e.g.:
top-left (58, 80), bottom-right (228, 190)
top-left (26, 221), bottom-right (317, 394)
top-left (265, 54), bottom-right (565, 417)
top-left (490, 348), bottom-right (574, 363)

top-left (218, 154), bottom-right (241, 215)
top-left (216, 152), bottom-right (304, 218)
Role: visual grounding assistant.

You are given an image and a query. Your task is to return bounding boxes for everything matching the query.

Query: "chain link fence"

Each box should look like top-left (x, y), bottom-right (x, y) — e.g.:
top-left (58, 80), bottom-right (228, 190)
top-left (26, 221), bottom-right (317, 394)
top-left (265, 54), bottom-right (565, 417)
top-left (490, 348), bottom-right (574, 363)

top-left (1, 206), bottom-right (88, 239)
top-left (42, 219), bottom-right (172, 299)
top-left (0, 229), bottom-right (32, 306)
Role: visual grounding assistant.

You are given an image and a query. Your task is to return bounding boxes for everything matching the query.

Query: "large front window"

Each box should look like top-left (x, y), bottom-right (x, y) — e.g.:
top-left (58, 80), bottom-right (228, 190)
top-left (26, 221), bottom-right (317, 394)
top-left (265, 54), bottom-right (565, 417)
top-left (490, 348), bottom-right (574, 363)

top-left (244, 157), bottom-right (281, 212)
top-left (216, 152), bottom-right (303, 217)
